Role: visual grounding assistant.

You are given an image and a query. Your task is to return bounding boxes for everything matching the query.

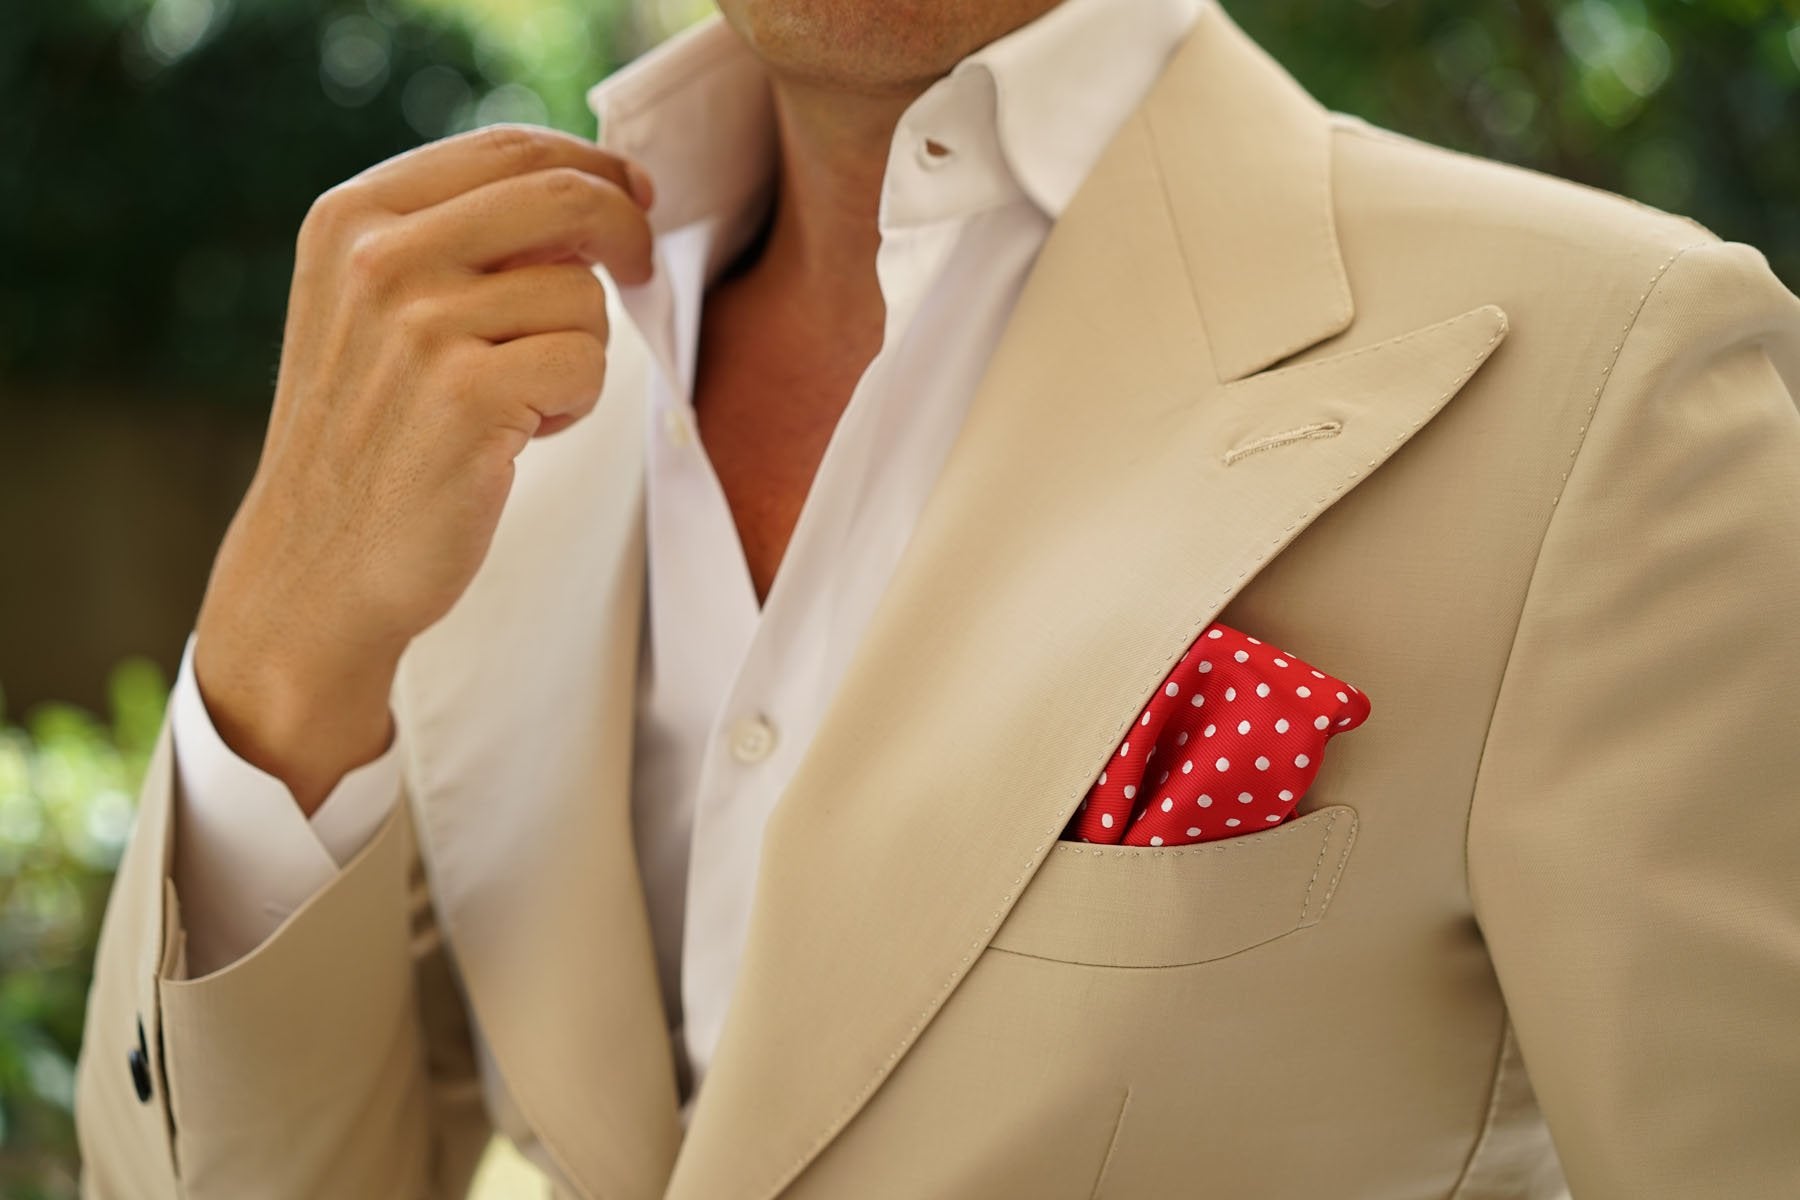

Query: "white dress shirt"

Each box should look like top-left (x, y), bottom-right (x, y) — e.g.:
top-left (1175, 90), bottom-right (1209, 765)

top-left (166, 0), bottom-right (1204, 1132)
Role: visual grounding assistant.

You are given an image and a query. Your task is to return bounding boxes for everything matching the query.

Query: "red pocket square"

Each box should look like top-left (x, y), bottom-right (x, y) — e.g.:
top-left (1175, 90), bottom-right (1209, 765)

top-left (1064, 622), bottom-right (1370, 846)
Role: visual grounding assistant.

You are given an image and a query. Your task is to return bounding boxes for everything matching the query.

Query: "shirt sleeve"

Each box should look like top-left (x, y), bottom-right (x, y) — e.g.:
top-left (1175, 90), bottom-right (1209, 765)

top-left (167, 630), bottom-right (404, 978)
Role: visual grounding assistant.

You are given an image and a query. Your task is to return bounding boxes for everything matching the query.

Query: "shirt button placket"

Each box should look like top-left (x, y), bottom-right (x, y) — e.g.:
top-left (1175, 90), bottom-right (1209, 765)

top-left (729, 714), bottom-right (777, 764)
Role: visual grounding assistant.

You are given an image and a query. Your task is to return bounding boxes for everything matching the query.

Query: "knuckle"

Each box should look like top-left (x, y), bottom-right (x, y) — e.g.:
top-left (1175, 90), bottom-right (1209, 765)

top-left (481, 122), bottom-right (549, 173)
top-left (392, 293), bottom-right (449, 345)
top-left (345, 227), bottom-right (404, 286)
top-left (548, 266), bottom-right (610, 337)
top-left (543, 165), bottom-right (604, 210)
top-left (299, 182), bottom-right (364, 249)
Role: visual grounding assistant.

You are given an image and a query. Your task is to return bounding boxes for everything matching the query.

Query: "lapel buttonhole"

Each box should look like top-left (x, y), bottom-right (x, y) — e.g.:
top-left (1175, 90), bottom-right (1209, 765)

top-left (1223, 420), bottom-right (1344, 466)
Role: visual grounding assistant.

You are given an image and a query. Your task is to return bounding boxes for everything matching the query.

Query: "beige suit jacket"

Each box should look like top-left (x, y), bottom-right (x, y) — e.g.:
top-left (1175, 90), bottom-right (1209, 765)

top-left (74, 6), bottom-right (1800, 1198)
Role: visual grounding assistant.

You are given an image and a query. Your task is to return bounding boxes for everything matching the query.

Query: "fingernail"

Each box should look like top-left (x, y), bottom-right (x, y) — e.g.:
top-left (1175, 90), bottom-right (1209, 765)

top-left (624, 160), bottom-right (655, 210)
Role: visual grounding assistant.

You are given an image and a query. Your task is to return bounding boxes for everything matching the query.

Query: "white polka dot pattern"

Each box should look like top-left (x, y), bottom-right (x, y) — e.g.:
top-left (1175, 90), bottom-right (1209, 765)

top-left (1064, 622), bottom-right (1369, 846)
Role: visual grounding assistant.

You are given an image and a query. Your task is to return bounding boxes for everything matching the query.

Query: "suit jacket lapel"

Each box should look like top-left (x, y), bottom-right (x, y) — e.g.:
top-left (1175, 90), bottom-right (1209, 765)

top-left (396, 317), bottom-right (681, 1200)
top-left (665, 7), bottom-right (1507, 1199)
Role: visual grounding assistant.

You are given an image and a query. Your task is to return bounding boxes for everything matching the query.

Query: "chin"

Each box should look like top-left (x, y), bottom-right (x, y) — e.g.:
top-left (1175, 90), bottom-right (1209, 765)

top-left (715, 0), bottom-right (1056, 93)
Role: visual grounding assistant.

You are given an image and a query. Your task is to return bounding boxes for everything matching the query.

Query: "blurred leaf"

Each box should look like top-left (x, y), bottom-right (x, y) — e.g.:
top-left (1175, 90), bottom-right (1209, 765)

top-left (1225, 0), bottom-right (1800, 288)
top-left (0, 659), bottom-right (164, 1197)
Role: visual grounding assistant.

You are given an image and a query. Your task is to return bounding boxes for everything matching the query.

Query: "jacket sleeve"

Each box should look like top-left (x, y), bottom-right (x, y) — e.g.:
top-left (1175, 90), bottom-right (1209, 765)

top-left (1467, 238), bottom-right (1800, 1198)
top-left (73, 700), bottom-right (495, 1198)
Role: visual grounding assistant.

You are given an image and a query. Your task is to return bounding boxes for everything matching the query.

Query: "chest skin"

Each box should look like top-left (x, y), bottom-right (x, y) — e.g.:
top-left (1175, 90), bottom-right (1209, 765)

top-left (688, 250), bottom-right (885, 609)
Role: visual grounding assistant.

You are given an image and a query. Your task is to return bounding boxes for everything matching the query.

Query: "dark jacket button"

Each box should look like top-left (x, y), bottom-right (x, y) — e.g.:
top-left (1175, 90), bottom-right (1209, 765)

top-left (129, 1017), bottom-right (153, 1104)
top-left (128, 1047), bottom-right (153, 1103)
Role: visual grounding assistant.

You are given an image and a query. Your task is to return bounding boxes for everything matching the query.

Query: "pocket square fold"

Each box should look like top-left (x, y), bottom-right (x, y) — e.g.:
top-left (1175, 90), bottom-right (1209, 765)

top-left (1064, 622), bottom-right (1370, 846)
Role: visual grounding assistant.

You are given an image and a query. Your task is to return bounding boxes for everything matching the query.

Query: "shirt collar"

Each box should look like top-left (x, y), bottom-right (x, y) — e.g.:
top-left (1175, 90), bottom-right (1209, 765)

top-left (955, 0), bottom-right (1206, 218)
top-left (586, 0), bottom-right (1205, 238)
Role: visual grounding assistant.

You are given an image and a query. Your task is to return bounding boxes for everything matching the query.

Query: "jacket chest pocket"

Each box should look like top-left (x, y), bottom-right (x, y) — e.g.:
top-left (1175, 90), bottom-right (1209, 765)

top-left (988, 803), bottom-right (1359, 968)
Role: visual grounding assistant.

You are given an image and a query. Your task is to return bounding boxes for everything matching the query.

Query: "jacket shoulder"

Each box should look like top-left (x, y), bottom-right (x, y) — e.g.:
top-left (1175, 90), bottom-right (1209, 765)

top-left (1317, 112), bottom-right (1750, 353)
top-left (1327, 112), bottom-right (1717, 260)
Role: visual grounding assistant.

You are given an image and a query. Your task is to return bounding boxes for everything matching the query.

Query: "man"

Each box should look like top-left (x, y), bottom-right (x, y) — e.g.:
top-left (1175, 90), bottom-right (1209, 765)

top-left (74, 0), bottom-right (1800, 1196)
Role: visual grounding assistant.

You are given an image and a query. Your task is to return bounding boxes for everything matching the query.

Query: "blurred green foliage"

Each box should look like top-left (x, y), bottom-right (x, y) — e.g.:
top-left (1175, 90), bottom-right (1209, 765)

top-left (1228, 0), bottom-right (1800, 290)
top-left (0, 0), bottom-right (626, 405)
top-left (0, 662), bottom-right (165, 1200)
top-left (3, 0), bottom-right (1795, 412)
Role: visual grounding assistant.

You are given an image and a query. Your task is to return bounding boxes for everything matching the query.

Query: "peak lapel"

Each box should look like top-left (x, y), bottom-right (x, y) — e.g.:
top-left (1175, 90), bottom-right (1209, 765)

top-left (665, 8), bottom-right (1507, 1200)
top-left (396, 315), bottom-right (681, 1200)
top-left (1149, 2), bottom-right (1356, 382)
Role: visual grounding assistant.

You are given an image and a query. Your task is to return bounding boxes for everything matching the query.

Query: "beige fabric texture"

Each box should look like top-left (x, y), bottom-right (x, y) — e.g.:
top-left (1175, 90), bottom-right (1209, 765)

top-left (74, 6), bottom-right (1800, 1198)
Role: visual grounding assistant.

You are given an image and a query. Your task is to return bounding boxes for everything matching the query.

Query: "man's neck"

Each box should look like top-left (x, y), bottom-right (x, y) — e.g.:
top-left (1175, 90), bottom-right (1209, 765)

top-left (732, 74), bottom-right (923, 340)
top-left (709, 0), bottom-right (1069, 338)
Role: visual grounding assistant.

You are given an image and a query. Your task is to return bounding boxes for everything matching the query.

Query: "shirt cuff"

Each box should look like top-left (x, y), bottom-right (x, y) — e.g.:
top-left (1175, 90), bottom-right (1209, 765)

top-left (167, 630), bottom-right (404, 976)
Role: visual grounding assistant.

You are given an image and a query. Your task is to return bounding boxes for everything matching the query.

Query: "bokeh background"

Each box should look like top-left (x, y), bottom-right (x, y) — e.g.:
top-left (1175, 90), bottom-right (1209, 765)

top-left (2, 0), bottom-right (1797, 1195)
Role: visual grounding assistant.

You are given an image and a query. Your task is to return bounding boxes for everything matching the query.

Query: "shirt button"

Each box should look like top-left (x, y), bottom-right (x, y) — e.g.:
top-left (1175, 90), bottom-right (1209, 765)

top-left (663, 406), bottom-right (694, 447)
top-left (729, 714), bottom-right (777, 764)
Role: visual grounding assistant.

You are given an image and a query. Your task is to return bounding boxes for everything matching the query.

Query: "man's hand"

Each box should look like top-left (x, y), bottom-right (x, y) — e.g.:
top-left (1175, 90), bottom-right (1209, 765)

top-left (191, 123), bottom-right (656, 815)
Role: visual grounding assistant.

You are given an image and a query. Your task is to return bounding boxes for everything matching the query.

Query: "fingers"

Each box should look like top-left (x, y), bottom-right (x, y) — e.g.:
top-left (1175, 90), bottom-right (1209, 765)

top-left (453, 262), bottom-right (612, 344)
top-left (404, 165), bottom-right (655, 283)
top-left (341, 122), bottom-right (653, 216)
top-left (476, 330), bottom-right (610, 441)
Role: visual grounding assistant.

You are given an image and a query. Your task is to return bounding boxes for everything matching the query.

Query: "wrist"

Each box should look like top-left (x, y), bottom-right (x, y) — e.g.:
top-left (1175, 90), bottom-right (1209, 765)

top-left (192, 604), bottom-right (405, 817)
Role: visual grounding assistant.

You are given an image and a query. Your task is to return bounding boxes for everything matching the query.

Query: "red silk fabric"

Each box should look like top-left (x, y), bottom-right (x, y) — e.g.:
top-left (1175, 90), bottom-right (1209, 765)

top-left (1064, 622), bottom-right (1370, 846)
